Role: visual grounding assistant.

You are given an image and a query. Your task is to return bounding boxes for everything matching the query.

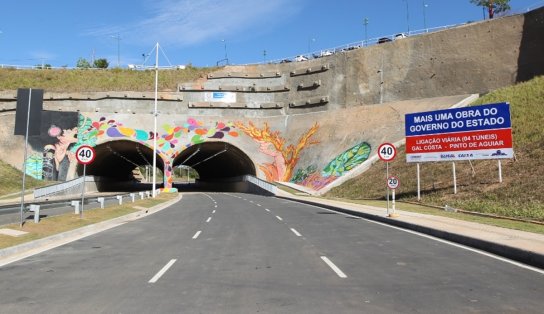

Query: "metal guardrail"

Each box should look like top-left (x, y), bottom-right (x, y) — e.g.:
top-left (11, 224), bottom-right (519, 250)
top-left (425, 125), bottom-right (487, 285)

top-left (33, 177), bottom-right (86, 199)
top-left (33, 176), bottom-right (103, 199)
top-left (243, 175), bottom-right (278, 195)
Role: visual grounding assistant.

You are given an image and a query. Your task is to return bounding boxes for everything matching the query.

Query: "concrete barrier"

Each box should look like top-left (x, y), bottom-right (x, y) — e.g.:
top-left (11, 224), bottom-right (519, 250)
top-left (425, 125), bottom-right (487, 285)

top-left (71, 201), bottom-right (80, 214)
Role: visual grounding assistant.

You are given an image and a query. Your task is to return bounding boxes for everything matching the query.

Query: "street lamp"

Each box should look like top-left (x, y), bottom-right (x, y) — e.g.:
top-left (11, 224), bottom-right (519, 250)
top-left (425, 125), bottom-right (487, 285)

top-left (110, 34), bottom-right (121, 67)
top-left (307, 37), bottom-right (315, 54)
top-left (403, 0), bottom-right (410, 34)
top-left (263, 49), bottom-right (267, 63)
top-left (363, 18), bottom-right (369, 46)
top-left (423, 1), bottom-right (429, 32)
top-left (221, 39), bottom-right (228, 64)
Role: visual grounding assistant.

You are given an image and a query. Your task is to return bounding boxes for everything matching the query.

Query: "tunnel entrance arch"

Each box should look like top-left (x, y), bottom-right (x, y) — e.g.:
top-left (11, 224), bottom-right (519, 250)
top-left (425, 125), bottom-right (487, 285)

top-left (77, 140), bottom-right (163, 180)
top-left (173, 141), bottom-right (256, 180)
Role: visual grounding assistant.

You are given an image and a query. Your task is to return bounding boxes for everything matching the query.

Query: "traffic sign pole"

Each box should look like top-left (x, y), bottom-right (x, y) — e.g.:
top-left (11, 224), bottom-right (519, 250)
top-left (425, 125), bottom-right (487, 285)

top-left (378, 143), bottom-right (397, 217)
top-left (386, 162), bottom-right (390, 215)
top-left (75, 145), bottom-right (96, 219)
top-left (386, 176), bottom-right (400, 218)
top-left (80, 164), bottom-right (86, 218)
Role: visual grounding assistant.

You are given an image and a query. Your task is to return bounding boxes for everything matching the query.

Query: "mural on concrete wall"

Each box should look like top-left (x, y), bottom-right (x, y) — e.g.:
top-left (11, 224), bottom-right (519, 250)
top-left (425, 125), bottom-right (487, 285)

top-left (25, 113), bottom-right (239, 190)
top-left (24, 112), bottom-right (368, 192)
top-left (87, 116), bottom-right (238, 188)
top-left (291, 142), bottom-right (371, 190)
top-left (26, 111), bottom-right (82, 181)
top-left (235, 121), bottom-right (320, 181)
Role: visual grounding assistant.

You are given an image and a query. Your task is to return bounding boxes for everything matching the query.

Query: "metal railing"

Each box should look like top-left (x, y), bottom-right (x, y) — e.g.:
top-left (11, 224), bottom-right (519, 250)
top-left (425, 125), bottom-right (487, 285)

top-left (33, 176), bottom-right (96, 199)
top-left (243, 175), bottom-right (278, 195)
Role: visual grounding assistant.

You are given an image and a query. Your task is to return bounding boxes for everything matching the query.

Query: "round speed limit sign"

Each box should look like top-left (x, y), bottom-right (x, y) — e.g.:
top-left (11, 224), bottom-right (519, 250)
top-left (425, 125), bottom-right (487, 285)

top-left (387, 176), bottom-right (400, 190)
top-left (75, 145), bottom-right (96, 165)
top-left (378, 143), bottom-right (397, 162)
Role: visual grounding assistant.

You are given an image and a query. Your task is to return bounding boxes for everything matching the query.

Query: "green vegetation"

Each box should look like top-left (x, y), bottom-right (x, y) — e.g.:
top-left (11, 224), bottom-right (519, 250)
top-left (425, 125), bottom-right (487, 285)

top-left (0, 160), bottom-right (48, 197)
top-left (0, 66), bottom-right (216, 92)
top-left (470, 0), bottom-right (511, 19)
top-left (326, 76), bottom-right (544, 222)
top-left (0, 193), bottom-right (178, 249)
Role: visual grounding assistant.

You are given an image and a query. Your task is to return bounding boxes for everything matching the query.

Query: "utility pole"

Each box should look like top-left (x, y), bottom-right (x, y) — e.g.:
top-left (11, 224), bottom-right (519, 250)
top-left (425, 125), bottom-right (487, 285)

top-left (363, 18), bottom-right (369, 46)
top-left (111, 34), bottom-right (121, 67)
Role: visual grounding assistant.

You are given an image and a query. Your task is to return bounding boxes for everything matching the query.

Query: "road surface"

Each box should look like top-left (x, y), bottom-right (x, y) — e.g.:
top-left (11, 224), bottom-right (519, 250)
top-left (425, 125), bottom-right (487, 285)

top-left (0, 193), bottom-right (542, 313)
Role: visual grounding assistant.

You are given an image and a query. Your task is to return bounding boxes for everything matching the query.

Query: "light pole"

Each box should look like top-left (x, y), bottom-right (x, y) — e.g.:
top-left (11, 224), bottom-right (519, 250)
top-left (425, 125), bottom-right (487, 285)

top-left (403, 0), bottom-right (410, 34)
top-left (111, 34), bottom-right (121, 67)
top-left (221, 39), bottom-right (228, 64)
top-left (423, 1), bottom-right (428, 31)
top-left (363, 18), bottom-right (369, 46)
top-left (307, 37), bottom-right (315, 54)
top-left (263, 50), bottom-right (267, 63)
top-left (152, 42), bottom-right (159, 197)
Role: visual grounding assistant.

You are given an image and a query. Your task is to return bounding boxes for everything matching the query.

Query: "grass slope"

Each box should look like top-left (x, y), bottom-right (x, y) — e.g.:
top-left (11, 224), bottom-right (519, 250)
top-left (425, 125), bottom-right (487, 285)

top-left (326, 76), bottom-right (544, 222)
top-left (0, 66), bottom-right (216, 92)
top-left (0, 160), bottom-right (48, 197)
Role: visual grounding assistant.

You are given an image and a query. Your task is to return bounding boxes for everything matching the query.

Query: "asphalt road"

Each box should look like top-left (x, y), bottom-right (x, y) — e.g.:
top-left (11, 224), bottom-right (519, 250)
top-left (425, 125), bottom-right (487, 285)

top-left (0, 193), bottom-right (542, 313)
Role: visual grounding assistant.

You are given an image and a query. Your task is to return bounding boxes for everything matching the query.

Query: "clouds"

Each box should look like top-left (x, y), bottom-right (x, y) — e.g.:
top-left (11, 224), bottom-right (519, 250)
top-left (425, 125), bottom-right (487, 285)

top-left (86, 0), bottom-right (300, 47)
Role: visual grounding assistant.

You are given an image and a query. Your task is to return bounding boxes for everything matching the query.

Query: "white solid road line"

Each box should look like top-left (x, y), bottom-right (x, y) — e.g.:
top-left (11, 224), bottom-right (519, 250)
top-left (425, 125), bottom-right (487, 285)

top-left (206, 217), bottom-right (212, 223)
top-left (290, 228), bottom-right (302, 237)
top-left (276, 216), bottom-right (283, 221)
top-left (192, 231), bottom-right (202, 239)
top-left (284, 199), bottom-right (544, 275)
top-left (321, 256), bottom-right (347, 278)
top-left (149, 259), bottom-right (177, 283)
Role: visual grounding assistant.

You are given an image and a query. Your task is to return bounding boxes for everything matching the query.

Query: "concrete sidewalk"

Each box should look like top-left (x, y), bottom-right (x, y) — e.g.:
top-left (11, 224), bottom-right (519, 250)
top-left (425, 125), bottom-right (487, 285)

top-left (279, 194), bottom-right (544, 270)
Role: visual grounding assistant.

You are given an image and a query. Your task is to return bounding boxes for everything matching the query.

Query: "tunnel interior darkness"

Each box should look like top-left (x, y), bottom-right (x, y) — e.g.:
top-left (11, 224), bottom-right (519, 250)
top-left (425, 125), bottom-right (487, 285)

top-left (77, 140), bottom-right (163, 180)
top-left (173, 142), bottom-right (256, 180)
top-left (77, 140), bottom-right (256, 182)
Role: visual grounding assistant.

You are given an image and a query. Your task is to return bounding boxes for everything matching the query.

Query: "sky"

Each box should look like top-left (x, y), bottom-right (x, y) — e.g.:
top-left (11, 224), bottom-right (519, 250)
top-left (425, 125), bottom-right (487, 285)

top-left (0, 0), bottom-right (542, 68)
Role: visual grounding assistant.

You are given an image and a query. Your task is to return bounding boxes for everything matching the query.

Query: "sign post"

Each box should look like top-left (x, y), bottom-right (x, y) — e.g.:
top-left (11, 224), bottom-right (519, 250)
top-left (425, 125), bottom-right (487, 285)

top-left (75, 145), bottom-right (96, 218)
top-left (378, 143), bottom-right (397, 216)
top-left (387, 176), bottom-right (400, 217)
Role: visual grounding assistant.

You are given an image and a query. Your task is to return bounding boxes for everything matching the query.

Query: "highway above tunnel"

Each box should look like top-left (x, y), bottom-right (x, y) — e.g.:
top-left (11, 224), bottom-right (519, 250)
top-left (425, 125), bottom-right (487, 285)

top-left (0, 193), bottom-right (542, 313)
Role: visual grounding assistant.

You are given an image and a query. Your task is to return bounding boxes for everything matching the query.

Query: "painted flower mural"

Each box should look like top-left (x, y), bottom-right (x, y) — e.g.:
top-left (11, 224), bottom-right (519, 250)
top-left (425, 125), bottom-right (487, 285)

top-left (235, 121), bottom-right (319, 182)
top-left (291, 142), bottom-right (371, 190)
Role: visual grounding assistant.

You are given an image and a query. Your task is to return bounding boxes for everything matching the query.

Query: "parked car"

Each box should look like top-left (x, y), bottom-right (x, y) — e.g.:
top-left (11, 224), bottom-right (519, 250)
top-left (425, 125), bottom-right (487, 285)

top-left (294, 55), bottom-right (309, 62)
top-left (394, 33), bottom-right (407, 40)
top-left (320, 50), bottom-right (333, 57)
top-left (378, 37), bottom-right (392, 44)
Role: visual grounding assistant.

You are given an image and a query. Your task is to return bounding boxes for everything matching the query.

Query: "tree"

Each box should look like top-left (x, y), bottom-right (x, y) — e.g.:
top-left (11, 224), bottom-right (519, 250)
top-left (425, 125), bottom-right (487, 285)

top-left (470, 0), bottom-right (511, 19)
top-left (76, 57), bottom-right (91, 68)
top-left (93, 58), bottom-right (109, 69)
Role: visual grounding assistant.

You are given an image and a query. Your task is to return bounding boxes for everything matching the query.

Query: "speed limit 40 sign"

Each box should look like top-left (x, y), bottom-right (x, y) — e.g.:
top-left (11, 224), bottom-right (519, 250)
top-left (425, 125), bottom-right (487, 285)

top-left (378, 143), bottom-right (397, 162)
top-left (75, 145), bottom-right (96, 165)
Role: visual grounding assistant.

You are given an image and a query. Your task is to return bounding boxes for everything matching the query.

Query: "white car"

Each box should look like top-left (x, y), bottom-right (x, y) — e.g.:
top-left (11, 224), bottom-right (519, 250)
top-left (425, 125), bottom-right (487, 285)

top-left (294, 55), bottom-right (308, 62)
top-left (394, 33), bottom-right (407, 40)
top-left (320, 50), bottom-right (333, 57)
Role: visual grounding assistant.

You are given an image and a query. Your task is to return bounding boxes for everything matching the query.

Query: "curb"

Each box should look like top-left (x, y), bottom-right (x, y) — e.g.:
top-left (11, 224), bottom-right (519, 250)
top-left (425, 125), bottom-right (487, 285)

top-left (278, 196), bottom-right (544, 270)
top-left (0, 194), bottom-right (182, 267)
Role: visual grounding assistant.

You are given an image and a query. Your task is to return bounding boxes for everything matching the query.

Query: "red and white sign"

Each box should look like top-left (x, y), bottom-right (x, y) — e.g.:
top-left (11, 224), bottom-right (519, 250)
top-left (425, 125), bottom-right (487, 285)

top-left (405, 103), bottom-right (513, 162)
top-left (75, 145), bottom-right (96, 165)
top-left (387, 176), bottom-right (400, 189)
top-left (378, 143), bottom-right (397, 162)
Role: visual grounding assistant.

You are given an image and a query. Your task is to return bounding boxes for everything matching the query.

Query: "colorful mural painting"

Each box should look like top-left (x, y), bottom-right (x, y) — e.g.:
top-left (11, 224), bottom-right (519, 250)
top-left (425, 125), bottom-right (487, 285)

top-left (291, 142), bottom-right (371, 190)
top-left (24, 111), bottom-right (367, 192)
top-left (235, 121), bottom-right (319, 182)
top-left (26, 112), bottom-right (239, 191)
